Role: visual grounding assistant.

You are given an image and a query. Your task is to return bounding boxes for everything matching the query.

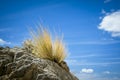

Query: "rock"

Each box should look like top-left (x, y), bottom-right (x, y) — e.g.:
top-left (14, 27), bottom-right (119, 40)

top-left (59, 61), bottom-right (70, 72)
top-left (0, 47), bottom-right (79, 80)
top-left (0, 47), bottom-right (4, 50)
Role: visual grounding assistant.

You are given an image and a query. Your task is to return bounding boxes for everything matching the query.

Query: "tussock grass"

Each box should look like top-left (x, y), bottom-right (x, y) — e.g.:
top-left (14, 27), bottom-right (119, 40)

top-left (23, 39), bottom-right (34, 53)
top-left (30, 27), bottom-right (67, 63)
top-left (53, 38), bottom-right (66, 63)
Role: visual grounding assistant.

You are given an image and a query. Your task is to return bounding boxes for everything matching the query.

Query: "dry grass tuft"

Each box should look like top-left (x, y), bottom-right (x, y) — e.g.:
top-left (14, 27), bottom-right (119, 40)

top-left (29, 27), bottom-right (67, 63)
top-left (53, 38), bottom-right (66, 63)
top-left (23, 39), bottom-right (34, 53)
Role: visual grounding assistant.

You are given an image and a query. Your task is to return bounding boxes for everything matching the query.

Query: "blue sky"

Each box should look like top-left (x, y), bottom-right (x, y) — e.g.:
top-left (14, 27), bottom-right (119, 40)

top-left (0, 0), bottom-right (120, 80)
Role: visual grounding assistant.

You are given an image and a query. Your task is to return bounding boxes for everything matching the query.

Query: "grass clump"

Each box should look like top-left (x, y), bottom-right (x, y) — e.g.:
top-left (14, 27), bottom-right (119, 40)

top-left (23, 39), bottom-right (34, 53)
top-left (29, 27), bottom-right (67, 63)
top-left (53, 38), bottom-right (66, 63)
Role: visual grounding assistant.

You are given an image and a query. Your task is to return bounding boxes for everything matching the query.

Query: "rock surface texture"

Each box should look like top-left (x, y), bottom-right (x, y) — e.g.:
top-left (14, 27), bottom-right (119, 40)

top-left (0, 47), bottom-right (78, 80)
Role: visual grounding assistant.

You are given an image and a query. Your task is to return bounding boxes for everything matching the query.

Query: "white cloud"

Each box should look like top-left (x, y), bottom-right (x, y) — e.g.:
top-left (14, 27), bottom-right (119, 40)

top-left (104, 0), bottom-right (112, 3)
top-left (98, 10), bottom-right (120, 37)
top-left (103, 71), bottom-right (110, 74)
top-left (0, 38), bottom-right (11, 45)
top-left (81, 68), bottom-right (94, 73)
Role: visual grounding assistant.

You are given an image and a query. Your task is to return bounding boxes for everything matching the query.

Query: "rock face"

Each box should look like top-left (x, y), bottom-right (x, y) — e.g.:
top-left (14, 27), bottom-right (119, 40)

top-left (0, 47), bottom-right (78, 80)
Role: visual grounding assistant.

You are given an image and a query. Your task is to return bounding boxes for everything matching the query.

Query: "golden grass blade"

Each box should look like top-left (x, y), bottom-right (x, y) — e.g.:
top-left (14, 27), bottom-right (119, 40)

top-left (30, 27), bottom-right (54, 60)
top-left (53, 38), bottom-right (66, 63)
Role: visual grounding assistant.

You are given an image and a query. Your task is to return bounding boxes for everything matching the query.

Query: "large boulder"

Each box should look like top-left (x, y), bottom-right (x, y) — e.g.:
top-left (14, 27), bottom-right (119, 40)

top-left (0, 47), bottom-right (78, 80)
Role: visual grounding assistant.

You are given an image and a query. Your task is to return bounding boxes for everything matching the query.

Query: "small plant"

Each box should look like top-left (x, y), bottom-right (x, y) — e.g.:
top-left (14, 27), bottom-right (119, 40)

top-left (23, 39), bottom-right (34, 53)
top-left (53, 38), bottom-right (66, 63)
top-left (30, 27), bottom-right (67, 63)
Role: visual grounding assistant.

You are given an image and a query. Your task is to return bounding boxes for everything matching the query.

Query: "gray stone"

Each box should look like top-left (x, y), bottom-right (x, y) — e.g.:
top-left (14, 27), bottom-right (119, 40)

top-left (0, 47), bottom-right (79, 80)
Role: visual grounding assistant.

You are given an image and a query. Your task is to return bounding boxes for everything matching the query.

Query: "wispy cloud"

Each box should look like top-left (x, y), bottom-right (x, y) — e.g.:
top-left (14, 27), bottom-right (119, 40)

top-left (0, 38), bottom-right (11, 45)
top-left (66, 59), bottom-right (120, 66)
top-left (101, 9), bottom-right (107, 14)
top-left (67, 54), bottom-right (101, 59)
top-left (0, 28), bottom-right (11, 32)
top-left (102, 57), bottom-right (120, 60)
top-left (101, 9), bottom-right (111, 15)
top-left (68, 53), bottom-right (120, 60)
top-left (98, 10), bottom-right (120, 37)
top-left (103, 71), bottom-right (111, 74)
top-left (72, 70), bottom-right (120, 80)
top-left (67, 40), bottom-right (120, 45)
top-left (104, 0), bottom-right (112, 3)
top-left (76, 72), bottom-right (120, 80)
